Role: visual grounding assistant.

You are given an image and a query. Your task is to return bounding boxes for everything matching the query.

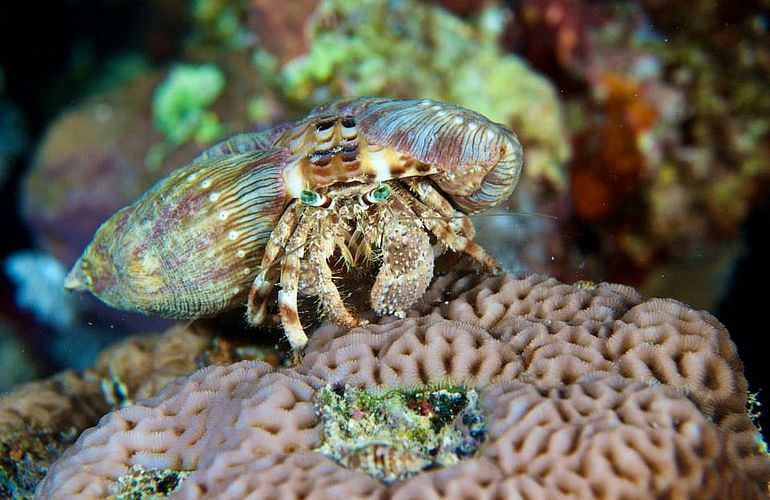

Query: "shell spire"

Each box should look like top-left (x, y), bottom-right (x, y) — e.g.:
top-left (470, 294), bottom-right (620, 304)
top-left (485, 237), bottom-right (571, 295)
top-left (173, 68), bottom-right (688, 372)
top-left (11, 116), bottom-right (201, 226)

top-left (66, 149), bottom-right (289, 318)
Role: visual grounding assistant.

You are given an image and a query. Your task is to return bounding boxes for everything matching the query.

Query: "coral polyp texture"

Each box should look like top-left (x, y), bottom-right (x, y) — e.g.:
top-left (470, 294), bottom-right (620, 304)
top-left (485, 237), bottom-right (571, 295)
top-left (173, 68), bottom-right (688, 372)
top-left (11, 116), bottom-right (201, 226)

top-left (37, 274), bottom-right (769, 498)
top-left (64, 97), bottom-right (523, 353)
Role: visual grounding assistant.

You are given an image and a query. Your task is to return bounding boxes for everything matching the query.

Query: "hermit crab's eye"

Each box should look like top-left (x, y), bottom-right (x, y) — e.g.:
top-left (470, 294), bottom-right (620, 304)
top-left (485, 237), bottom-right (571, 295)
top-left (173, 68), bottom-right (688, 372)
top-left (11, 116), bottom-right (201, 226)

top-left (360, 184), bottom-right (392, 207)
top-left (300, 189), bottom-right (330, 208)
top-left (370, 184), bottom-right (392, 203)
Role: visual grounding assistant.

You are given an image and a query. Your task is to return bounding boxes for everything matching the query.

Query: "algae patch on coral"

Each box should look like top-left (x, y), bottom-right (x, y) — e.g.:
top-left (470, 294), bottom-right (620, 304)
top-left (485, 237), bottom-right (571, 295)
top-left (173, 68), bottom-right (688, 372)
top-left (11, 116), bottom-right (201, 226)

top-left (108, 464), bottom-right (191, 500)
top-left (314, 384), bottom-right (486, 483)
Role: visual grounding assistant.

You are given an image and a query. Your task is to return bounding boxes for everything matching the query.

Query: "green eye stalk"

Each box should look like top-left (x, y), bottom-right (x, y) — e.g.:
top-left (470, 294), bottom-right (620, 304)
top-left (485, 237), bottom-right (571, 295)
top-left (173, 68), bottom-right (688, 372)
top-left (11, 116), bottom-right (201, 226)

top-left (360, 183), bottom-right (392, 206)
top-left (370, 184), bottom-right (391, 203)
top-left (300, 189), bottom-right (330, 207)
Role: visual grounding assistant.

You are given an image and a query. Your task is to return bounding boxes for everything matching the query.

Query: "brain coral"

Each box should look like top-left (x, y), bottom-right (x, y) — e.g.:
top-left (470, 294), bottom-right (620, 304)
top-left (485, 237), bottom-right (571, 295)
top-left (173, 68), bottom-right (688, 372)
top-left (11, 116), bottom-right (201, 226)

top-left (37, 274), bottom-right (770, 498)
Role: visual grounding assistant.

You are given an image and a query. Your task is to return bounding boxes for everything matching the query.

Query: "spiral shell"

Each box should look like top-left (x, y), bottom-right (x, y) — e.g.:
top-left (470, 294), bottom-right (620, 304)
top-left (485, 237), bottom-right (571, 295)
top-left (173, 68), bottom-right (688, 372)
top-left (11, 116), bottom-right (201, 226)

top-left (64, 150), bottom-right (288, 317)
top-left (339, 443), bottom-right (433, 483)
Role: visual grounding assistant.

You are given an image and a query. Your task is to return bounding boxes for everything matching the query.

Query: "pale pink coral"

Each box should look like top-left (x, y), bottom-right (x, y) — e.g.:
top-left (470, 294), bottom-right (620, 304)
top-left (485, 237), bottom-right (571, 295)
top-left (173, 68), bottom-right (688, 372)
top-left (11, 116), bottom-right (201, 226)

top-left (37, 274), bottom-right (770, 498)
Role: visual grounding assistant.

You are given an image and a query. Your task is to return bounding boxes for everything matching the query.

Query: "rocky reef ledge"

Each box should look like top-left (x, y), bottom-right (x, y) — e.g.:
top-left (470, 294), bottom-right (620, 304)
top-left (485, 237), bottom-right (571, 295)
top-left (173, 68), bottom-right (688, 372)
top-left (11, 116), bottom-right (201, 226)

top-left (3, 273), bottom-right (769, 499)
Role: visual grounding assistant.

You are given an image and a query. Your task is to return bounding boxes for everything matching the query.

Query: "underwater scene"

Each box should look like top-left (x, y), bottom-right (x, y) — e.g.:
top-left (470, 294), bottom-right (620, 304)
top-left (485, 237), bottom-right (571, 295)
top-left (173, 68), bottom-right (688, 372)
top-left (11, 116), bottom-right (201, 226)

top-left (1, 0), bottom-right (769, 498)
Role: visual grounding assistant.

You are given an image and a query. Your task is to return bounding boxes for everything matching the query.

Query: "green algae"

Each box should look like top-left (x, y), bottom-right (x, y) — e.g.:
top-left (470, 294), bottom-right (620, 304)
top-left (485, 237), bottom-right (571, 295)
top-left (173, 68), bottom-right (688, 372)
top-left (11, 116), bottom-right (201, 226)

top-left (314, 384), bottom-right (486, 483)
top-left (152, 63), bottom-right (226, 146)
top-left (148, 63), bottom-right (227, 169)
top-left (109, 464), bottom-right (191, 500)
top-left (127, 0), bottom-right (570, 185)
top-left (191, 0), bottom-right (251, 49)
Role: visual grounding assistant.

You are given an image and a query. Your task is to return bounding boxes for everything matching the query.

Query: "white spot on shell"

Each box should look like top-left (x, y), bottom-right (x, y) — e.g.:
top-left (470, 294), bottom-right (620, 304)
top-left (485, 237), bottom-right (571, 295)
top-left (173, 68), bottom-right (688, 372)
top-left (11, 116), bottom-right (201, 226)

top-left (228, 230), bottom-right (239, 240)
top-left (201, 178), bottom-right (213, 189)
top-left (485, 129), bottom-right (496, 141)
top-left (236, 249), bottom-right (246, 258)
top-left (209, 192), bottom-right (220, 202)
top-left (187, 172), bottom-right (198, 181)
top-left (219, 211), bottom-right (228, 220)
top-left (467, 122), bottom-right (478, 131)
top-left (420, 99), bottom-right (432, 106)
top-left (243, 267), bottom-right (251, 275)
top-left (231, 287), bottom-right (240, 295)
top-left (431, 104), bottom-right (443, 111)
top-left (453, 116), bottom-right (464, 125)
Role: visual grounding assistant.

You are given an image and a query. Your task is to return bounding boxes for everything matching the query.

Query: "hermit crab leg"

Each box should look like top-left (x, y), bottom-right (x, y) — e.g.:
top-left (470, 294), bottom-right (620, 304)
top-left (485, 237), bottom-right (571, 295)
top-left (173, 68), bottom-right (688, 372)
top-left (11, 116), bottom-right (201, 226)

top-left (247, 202), bottom-right (301, 325)
top-left (402, 177), bottom-right (476, 240)
top-left (278, 213), bottom-right (314, 352)
top-left (394, 188), bottom-right (501, 272)
top-left (453, 237), bottom-right (501, 273)
top-left (402, 178), bottom-right (455, 217)
top-left (305, 228), bottom-right (361, 328)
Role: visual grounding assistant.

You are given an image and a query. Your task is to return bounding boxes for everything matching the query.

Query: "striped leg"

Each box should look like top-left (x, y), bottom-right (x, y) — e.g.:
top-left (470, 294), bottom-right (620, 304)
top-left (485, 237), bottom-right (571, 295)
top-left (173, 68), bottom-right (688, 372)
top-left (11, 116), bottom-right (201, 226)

top-left (403, 178), bottom-right (455, 217)
top-left (247, 203), bottom-right (300, 326)
top-left (396, 188), bottom-right (501, 272)
top-left (277, 214), bottom-right (313, 353)
top-left (403, 178), bottom-right (476, 239)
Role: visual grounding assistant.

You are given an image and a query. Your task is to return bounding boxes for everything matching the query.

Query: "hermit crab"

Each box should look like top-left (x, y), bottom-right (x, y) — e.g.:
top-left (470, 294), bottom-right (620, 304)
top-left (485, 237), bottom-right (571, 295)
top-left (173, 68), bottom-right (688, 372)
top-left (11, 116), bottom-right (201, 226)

top-left (64, 97), bottom-right (524, 353)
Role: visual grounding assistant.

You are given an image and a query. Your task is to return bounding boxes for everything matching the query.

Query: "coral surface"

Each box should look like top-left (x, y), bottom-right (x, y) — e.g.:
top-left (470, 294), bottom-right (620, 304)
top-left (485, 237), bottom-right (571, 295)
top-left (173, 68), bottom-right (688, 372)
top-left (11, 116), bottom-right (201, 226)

top-left (314, 384), bottom-right (486, 483)
top-left (0, 371), bottom-right (107, 499)
top-left (0, 328), bottom-right (203, 499)
top-left (36, 273), bottom-right (769, 498)
top-left (0, 322), bottom-right (282, 498)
